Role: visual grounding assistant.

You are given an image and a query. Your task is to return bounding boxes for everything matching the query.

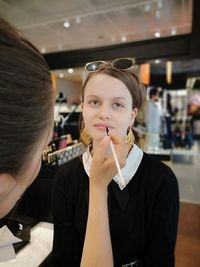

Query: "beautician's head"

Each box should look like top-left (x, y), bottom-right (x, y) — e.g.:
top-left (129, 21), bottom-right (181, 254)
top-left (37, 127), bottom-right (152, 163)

top-left (0, 18), bottom-right (55, 218)
top-left (81, 59), bottom-right (145, 146)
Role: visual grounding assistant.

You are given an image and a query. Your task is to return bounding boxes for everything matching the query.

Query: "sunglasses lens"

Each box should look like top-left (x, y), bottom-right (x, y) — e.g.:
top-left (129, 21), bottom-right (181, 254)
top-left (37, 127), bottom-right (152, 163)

top-left (113, 58), bottom-right (134, 70)
top-left (85, 61), bottom-right (105, 72)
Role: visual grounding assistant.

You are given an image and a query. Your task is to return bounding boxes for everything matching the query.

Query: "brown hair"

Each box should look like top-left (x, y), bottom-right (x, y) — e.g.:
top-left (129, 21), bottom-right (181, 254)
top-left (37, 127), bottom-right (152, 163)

top-left (0, 18), bottom-right (54, 175)
top-left (80, 65), bottom-right (146, 144)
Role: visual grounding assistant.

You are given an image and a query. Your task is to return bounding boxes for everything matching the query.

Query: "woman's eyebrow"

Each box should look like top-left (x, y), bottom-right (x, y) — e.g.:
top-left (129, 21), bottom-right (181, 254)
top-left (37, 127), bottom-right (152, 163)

top-left (113, 97), bottom-right (127, 100)
top-left (85, 95), bottom-right (127, 102)
top-left (86, 94), bottom-right (98, 98)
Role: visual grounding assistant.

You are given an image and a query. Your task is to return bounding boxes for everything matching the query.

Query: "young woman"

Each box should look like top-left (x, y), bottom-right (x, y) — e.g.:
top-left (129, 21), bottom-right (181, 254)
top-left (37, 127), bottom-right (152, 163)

top-left (52, 59), bottom-right (179, 267)
top-left (0, 17), bottom-right (54, 230)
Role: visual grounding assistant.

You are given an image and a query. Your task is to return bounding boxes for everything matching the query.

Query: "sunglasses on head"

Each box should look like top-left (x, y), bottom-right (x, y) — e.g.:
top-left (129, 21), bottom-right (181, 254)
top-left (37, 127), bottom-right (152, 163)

top-left (85, 58), bottom-right (135, 72)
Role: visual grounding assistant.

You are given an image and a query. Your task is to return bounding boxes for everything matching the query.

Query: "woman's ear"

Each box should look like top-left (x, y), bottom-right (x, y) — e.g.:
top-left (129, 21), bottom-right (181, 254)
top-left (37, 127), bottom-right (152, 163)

top-left (130, 108), bottom-right (138, 124)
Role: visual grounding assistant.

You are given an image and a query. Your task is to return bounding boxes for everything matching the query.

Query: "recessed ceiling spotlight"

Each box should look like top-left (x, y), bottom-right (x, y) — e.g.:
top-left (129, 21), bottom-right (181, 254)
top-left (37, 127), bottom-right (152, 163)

top-left (121, 35), bottom-right (127, 42)
top-left (41, 47), bottom-right (46, 53)
top-left (155, 59), bottom-right (161, 64)
top-left (68, 68), bottom-right (74, 74)
top-left (59, 73), bottom-right (64, 78)
top-left (63, 21), bottom-right (70, 28)
top-left (154, 32), bottom-right (160, 38)
top-left (171, 28), bottom-right (177, 36)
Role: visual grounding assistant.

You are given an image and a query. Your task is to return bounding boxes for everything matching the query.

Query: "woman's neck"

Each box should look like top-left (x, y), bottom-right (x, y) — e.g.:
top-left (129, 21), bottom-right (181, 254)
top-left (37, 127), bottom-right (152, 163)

top-left (90, 140), bottom-right (133, 159)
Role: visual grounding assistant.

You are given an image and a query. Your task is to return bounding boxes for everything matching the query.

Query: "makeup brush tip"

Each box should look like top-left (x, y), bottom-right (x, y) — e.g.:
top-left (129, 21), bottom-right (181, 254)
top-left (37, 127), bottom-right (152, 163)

top-left (106, 126), bottom-right (109, 135)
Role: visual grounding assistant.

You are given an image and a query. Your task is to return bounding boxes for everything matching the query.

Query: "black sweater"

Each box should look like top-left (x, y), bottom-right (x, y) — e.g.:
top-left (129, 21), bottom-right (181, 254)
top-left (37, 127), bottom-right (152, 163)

top-left (52, 152), bottom-right (179, 267)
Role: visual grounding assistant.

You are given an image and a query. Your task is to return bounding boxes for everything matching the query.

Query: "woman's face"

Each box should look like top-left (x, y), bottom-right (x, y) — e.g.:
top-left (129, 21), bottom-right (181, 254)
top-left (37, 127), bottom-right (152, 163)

top-left (82, 73), bottom-right (137, 147)
top-left (0, 122), bottom-right (53, 219)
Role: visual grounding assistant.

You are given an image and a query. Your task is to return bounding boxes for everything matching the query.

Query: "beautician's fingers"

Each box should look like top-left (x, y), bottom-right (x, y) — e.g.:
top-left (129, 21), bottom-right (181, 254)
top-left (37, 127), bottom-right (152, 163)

top-left (108, 133), bottom-right (121, 144)
top-left (90, 136), bottom-right (118, 187)
top-left (90, 134), bottom-right (129, 188)
top-left (93, 135), bottom-right (111, 162)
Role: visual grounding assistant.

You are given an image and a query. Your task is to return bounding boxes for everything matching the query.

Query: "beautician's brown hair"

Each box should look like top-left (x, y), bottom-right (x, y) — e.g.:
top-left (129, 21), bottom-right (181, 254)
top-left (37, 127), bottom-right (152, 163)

top-left (0, 17), bottom-right (54, 175)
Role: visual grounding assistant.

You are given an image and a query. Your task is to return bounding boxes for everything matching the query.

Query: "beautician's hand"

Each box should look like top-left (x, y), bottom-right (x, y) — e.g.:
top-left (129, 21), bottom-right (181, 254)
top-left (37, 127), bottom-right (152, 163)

top-left (90, 134), bottom-right (128, 188)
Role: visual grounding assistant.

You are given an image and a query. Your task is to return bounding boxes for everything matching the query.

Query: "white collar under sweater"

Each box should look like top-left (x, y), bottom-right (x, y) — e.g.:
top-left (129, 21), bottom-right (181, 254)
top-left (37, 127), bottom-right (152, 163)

top-left (82, 144), bottom-right (143, 190)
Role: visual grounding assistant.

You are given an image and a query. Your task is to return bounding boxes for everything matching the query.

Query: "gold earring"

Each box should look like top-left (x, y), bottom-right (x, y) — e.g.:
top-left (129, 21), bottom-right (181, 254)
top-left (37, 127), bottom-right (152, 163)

top-left (80, 128), bottom-right (92, 146)
top-left (125, 126), bottom-right (135, 149)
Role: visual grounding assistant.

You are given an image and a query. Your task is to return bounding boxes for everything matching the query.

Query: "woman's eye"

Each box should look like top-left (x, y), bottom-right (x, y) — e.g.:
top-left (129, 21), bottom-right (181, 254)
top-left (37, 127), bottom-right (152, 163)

top-left (88, 100), bottom-right (99, 106)
top-left (113, 103), bottom-right (124, 108)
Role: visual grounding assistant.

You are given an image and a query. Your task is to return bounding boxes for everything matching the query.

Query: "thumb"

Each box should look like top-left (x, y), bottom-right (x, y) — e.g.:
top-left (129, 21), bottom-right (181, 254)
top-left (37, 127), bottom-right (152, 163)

top-left (108, 133), bottom-right (121, 145)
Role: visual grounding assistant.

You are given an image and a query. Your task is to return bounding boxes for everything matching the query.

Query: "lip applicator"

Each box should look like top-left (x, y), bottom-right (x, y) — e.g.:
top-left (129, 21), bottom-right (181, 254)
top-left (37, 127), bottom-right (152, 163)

top-left (106, 127), bottom-right (125, 187)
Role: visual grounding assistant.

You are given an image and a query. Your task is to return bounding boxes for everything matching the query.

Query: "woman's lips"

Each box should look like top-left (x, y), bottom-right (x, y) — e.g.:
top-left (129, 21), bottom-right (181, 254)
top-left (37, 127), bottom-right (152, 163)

top-left (94, 124), bottom-right (113, 131)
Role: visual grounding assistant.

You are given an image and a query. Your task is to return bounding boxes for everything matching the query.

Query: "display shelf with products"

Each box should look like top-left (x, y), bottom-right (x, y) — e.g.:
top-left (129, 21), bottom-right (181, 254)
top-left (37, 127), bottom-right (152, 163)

top-left (161, 89), bottom-right (194, 150)
top-left (46, 142), bottom-right (85, 166)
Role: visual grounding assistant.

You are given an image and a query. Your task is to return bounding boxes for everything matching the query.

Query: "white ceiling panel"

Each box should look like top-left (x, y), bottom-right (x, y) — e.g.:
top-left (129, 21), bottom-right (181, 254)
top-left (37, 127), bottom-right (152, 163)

top-left (0, 0), bottom-right (193, 53)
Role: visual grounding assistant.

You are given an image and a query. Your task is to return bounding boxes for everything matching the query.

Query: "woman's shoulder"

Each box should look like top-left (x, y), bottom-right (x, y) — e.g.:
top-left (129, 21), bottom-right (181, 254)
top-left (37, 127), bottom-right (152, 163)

top-left (140, 152), bottom-right (178, 185)
top-left (136, 153), bottom-right (179, 203)
top-left (142, 152), bottom-right (173, 171)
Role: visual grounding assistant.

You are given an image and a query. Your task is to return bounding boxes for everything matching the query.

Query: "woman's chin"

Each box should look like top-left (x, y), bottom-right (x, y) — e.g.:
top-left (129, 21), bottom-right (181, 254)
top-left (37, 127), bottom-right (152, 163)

top-left (91, 135), bottom-right (106, 143)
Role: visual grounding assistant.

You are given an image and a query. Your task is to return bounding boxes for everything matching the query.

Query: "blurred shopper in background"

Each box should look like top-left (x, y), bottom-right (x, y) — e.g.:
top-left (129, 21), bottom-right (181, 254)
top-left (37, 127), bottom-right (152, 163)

top-left (145, 87), bottom-right (163, 150)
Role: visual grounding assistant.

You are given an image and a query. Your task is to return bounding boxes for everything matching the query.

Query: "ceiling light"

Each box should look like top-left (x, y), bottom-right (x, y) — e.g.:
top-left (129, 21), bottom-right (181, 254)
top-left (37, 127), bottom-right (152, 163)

top-left (155, 59), bottom-right (161, 64)
top-left (68, 68), bottom-right (74, 74)
top-left (41, 47), bottom-right (46, 53)
top-left (121, 35), bottom-right (127, 42)
top-left (166, 61), bottom-right (173, 84)
top-left (171, 28), bottom-right (177, 36)
top-left (59, 73), bottom-right (64, 78)
top-left (63, 21), bottom-right (70, 28)
top-left (154, 32), bottom-right (160, 38)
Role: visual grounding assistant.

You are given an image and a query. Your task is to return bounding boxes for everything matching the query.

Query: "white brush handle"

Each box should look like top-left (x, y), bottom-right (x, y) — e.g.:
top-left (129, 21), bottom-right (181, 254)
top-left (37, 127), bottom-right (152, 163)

top-left (110, 140), bottom-right (125, 186)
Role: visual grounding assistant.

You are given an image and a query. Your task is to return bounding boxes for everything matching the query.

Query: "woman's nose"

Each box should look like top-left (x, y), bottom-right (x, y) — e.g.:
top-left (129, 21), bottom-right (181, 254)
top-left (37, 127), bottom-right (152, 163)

top-left (98, 105), bottom-right (111, 120)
